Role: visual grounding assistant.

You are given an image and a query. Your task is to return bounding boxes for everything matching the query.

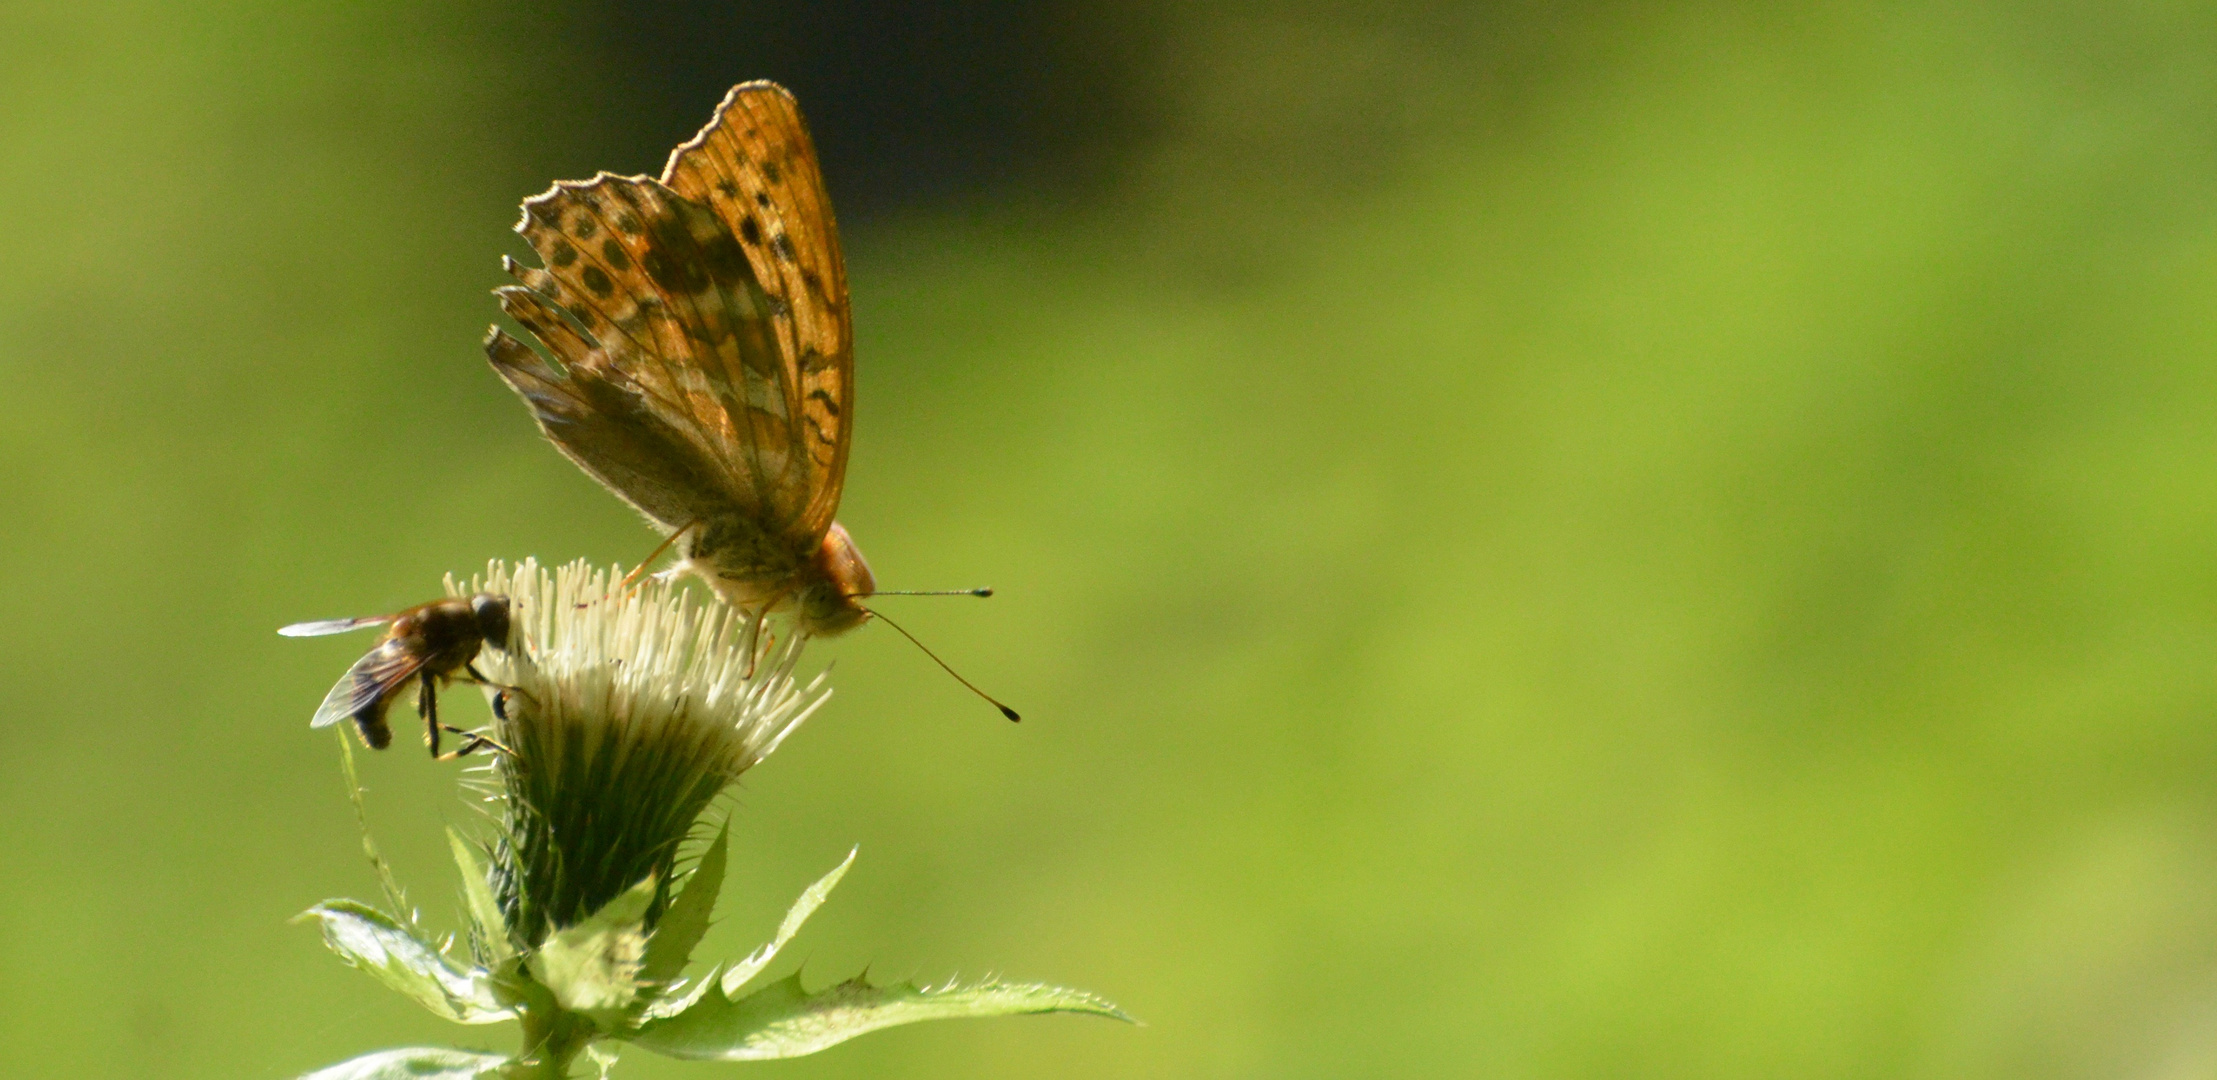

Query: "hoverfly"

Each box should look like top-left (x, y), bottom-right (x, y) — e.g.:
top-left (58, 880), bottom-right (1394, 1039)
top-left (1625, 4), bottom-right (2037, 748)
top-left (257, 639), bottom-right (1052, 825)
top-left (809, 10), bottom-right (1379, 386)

top-left (280, 593), bottom-right (515, 758)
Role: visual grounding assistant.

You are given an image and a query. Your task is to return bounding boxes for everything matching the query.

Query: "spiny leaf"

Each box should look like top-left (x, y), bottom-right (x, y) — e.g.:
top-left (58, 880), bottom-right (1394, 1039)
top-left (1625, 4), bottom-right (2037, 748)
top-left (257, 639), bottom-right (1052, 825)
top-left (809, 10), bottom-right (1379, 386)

top-left (627, 971), bottom-right (1133, 1061)
top-left (640, 846), bottom-right (855, 1025)
top-left (296, 1046), bottom-right (508, 1079)
top-left (448, 828), bottom-right (513, 964)
top-left (640, 823), bottom-right (728, 985)
top-left (297, 901), bottom-right (512, 1024)
top-left (719, 846), bottom-right (855, 997)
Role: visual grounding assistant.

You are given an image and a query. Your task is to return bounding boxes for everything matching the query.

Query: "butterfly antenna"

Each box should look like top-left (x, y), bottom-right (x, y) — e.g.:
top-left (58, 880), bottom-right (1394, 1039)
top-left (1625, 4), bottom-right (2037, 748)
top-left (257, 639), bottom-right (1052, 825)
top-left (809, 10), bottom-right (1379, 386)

top-left (581, 521), bottom-right (699, 609)
top-left (857, 604), bottom-right (1020, 722)
top-left (863, 588), bottom-right (994, 598)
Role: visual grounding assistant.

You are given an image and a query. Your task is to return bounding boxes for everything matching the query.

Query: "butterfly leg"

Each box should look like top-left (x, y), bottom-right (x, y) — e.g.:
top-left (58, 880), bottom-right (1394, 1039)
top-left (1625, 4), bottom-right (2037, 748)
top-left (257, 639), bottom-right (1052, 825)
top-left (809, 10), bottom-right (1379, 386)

top-left (579, 521), bottom-right (701, 609)
top-left (735, 594), bottom-right (787, 680)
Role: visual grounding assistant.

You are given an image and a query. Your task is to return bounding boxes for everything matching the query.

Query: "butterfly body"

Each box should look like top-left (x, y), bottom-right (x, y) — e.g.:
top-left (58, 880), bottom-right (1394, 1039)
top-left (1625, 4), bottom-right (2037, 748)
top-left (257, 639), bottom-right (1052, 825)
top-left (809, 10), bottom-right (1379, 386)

top-left (680, 517), bottom-right (876, 636)
top-left (486, 82), bottom-right (873, 637)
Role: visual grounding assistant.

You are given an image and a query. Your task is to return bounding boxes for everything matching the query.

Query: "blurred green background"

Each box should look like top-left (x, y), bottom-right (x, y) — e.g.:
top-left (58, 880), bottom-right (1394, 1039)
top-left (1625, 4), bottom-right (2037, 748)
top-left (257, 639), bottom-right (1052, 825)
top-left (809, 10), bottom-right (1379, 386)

top-left (8, 1), bottom-right (2217, 1076)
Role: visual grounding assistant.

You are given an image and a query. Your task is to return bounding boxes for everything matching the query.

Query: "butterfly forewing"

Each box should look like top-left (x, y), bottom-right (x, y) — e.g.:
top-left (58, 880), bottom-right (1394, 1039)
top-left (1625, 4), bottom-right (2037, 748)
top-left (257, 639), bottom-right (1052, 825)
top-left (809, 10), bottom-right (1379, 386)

top-left (661, 82), bottom-right (854, 539)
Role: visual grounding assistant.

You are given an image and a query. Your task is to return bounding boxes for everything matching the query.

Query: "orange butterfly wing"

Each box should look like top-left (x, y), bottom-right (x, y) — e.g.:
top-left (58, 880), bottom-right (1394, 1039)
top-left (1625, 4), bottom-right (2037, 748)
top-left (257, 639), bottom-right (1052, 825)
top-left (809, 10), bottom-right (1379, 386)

top-left (485, 82), bottom-right (853, 552)
top-left (661, 83), bottom-right (854, 539)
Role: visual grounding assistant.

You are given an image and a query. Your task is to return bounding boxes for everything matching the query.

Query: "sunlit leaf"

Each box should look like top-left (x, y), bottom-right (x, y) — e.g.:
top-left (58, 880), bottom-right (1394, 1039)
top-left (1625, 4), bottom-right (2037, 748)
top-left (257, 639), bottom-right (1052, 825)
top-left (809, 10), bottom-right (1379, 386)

top-left (528, 876), bottom-right (655, 1016)
top-left (296, 1046), bottom-right (507, 1079)
top-left (297, 901), bottom-right (513, 1024)
top-left (627, 972), bottom-right (1133, 1061)
top-left (447, 828), bottom-right (513, 964)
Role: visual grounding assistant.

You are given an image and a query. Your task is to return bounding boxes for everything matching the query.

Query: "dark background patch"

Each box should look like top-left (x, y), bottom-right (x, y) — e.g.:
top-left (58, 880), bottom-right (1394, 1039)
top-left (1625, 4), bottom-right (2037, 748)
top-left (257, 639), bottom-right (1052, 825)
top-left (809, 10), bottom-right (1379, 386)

top-left (559, 0), bottom-right (1167, 223)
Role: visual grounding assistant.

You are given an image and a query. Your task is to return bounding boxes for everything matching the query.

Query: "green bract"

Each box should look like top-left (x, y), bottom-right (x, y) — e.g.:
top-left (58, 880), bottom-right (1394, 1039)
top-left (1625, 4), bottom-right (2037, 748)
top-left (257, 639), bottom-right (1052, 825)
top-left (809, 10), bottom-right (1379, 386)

top-left (295, 560), bottom-right (1128, 1078)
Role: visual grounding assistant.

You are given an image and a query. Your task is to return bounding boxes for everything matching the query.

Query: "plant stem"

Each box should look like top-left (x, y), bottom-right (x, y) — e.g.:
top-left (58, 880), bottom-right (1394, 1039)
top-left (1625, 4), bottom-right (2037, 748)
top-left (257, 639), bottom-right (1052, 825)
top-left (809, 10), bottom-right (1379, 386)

top-left (504, 1006), bottom-right (595, 1080)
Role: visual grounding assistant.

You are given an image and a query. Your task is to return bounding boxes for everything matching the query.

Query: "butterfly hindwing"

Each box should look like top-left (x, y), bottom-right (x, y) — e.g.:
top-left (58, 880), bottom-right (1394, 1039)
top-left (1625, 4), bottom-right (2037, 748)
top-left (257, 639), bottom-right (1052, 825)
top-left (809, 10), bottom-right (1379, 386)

top-left (498, 170), bottom-right (815, 531)
top-left (485, 325), bottom-right (735, 530)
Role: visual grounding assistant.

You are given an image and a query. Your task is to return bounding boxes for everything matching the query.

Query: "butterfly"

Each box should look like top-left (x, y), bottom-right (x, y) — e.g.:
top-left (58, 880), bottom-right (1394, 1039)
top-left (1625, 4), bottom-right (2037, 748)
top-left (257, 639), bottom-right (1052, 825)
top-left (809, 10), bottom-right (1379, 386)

top-left (485, 82), bottom-right (874, 637)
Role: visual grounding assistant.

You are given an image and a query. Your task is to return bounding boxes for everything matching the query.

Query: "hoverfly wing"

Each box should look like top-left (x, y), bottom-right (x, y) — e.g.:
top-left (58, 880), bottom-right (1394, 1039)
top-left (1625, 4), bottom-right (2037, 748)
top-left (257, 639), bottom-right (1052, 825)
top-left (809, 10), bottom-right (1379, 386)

top-left (279, 614), bottom-right (398, 638)
top-left (308, 640), bottom-right (427, 750)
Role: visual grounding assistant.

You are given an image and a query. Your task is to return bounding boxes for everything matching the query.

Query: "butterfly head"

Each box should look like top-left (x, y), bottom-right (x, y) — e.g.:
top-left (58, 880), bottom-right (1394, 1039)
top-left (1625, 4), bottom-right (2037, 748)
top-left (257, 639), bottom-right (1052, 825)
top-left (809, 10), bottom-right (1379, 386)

top-left (799, 520), bottom-right (876, 636)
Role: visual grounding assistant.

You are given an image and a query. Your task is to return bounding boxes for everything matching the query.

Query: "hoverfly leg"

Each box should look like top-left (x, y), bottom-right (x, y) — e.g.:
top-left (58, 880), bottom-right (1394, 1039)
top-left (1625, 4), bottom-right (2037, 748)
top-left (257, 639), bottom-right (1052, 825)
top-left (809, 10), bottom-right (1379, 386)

top-left (418, 668), bottom-right (444, 759)
top-left (432, 723), bottom-right (509, 760)
top-left (462, 662), bottom-right (536, 719)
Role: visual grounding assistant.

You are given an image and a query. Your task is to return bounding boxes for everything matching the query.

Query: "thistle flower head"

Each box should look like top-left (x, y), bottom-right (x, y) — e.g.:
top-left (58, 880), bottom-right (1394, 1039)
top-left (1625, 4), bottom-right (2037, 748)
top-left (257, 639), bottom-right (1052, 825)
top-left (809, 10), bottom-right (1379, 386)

top-left (299, 557), bottom-right (1125, 1078)
top-left (446, 558), bottom-right (830, 947)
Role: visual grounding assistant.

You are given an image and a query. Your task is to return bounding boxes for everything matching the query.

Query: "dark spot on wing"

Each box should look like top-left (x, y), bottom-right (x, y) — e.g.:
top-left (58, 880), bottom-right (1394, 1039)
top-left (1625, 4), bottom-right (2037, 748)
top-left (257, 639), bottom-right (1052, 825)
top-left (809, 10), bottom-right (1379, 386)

top-left (701, 233), bottom-right (751, 284)
top-left (641, 248), bottom-right (701, 294)
top-left (614, 213), bottom-right (642, 235)
top-left (573, 214), bottom-right (598, 240)
top-left (550, 240), bottom-right (578, 268)
top-left (770, 233), bottom-right (795, 262)
top-left (762, 157), bottom-right (782, 184)
top-left (637, 247), bottom-right (672, 292)
top-left (581, 265), bottom-right (613, 296)
top-left (639, 213), bottom-right (709, 294)
top-left (807, 387), bottom-right (840, 416)
top-left (753, 192), bottom-right (770, 208)
top-left (739, 216), bottom-right (762, 245)
top-left (716, 179), bottom-right (738, 197)
top-left (601, 238), bottom-right (631, 271)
